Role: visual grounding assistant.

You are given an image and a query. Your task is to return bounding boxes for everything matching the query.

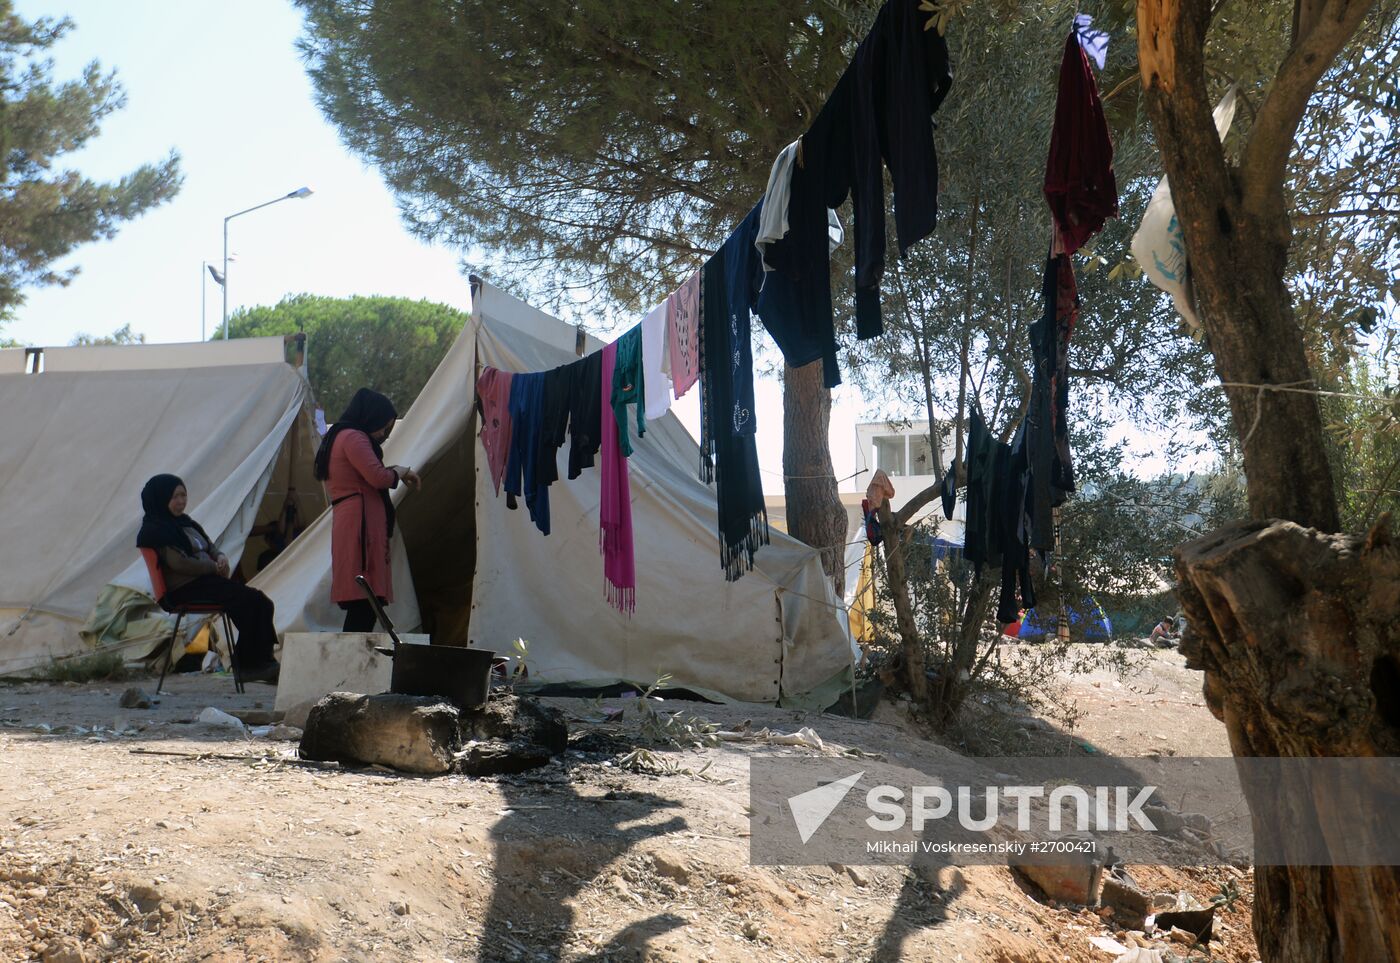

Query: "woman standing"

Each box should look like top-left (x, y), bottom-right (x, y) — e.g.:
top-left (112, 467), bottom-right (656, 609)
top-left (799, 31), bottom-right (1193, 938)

top-left (136, 474), bottom-right (281, 683)
top-left (314, 388), bottom-right (421, 632)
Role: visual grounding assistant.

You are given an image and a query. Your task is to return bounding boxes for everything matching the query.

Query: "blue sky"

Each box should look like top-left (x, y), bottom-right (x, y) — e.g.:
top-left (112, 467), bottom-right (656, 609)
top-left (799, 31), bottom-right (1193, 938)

top-left (8, 0), bottom-right (472, 347)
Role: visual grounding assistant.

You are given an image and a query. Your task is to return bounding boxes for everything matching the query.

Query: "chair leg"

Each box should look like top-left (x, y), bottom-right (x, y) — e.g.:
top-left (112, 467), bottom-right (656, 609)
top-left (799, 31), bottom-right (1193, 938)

top-left (223, 612), bottom-right (243, 694)
top-left (155, 611), bottom-right (185, 696)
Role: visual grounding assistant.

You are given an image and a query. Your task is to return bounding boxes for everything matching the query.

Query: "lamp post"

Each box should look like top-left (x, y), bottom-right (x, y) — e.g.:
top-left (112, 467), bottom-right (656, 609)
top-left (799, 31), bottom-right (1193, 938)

top-left (222, 186), bottom-right (314, 340)
top-left (203, 260), bottom-right (230, 342)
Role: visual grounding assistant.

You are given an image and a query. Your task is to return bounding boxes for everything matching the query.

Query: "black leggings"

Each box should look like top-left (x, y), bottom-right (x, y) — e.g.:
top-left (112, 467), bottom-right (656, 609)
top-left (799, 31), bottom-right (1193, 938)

top-left (164, 575), bottom-right (277, 667)
top-left (340, 598), bottom-right (380, 633)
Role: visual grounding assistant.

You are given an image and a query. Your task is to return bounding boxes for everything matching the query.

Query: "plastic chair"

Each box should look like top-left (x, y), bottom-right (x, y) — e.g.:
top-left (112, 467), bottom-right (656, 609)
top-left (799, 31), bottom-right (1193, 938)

top-left (139, 548), bottom-right (243, 695)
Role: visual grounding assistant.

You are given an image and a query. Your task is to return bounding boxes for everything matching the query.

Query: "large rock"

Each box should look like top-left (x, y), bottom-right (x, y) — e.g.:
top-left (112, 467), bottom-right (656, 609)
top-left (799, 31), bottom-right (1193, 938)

top-left (300, 692), bottom-right (460, 774)
top-left (1100, 872), bottom-right (1152, 928)
top-left (298, 691), bottom-right (567, 776)
top-left (1012, 859), bottom-right (1103, 905)
top-left (457, 691), bottom-right (568, 776)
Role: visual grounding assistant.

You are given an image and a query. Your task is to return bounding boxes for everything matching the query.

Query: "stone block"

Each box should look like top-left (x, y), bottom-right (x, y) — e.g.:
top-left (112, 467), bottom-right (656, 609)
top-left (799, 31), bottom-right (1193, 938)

top-left (1013, 860), bottom-right (1103, 905)
top-left (300, 692), bottom-right (459, 774)
top-left (1100, 874), bottom-right (1152, 928)
top-left (298, 691), bottom-right (567, 776)
top-left (273, 632), bottom-right (427, 727)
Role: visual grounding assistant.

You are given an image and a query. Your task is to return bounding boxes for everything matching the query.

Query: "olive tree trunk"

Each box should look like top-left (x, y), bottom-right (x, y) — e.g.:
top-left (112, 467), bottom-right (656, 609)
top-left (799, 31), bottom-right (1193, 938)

top-left (1175, 518), bottom-right (1400, 961)
top-left (1138, 1), bottom-right (1383, 957)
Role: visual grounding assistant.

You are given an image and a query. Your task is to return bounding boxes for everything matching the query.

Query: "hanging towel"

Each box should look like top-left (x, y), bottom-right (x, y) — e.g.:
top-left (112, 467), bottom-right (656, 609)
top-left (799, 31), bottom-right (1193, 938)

top-left (666, 272), bottom-right (701, 398)
top-left (610, 325), bottom-right (646, 457)
top-left (700, 212), bottom-right (769, 581)
top-left (641, 302), bottom-right (673, 419)
top-left (503, 372), bottom-right (551, 536)
top-left (1044, 32), bottom-right (1118, 254)
top-left (475, 366), bottom-right (514, 496)
top-left (567, 350), bottom-right (603, 479)
top-left (599, 342), bottom-right (636, 614)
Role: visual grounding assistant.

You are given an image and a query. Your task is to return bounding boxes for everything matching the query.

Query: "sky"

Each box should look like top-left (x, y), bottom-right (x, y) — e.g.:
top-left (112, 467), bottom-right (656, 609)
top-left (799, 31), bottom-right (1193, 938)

top-left (8, 0), bottom-right (473, 346)
top-left (8, 0), bottom-right (1190, 496)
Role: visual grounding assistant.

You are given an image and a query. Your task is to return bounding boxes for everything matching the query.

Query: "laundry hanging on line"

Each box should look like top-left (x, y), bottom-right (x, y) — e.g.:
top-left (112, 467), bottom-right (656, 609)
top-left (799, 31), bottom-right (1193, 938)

top-left (599, 341), bottom-right (636, 613)
top-left (473, 0), bottom-right (965, 598)
top-left (958, 20), bottom-right (1117, 631)
top-left (700, 203), bottom-right (769, 581)
top-left (1044, 29), bottom-right (1118, 254)
top-left (754, 0), bottom-right (953, 388)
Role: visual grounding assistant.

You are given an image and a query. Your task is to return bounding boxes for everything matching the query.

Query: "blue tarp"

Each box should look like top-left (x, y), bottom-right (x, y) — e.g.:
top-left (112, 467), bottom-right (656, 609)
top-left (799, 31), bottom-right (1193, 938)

top-left (1017, 597), bottom-right (1112, 641)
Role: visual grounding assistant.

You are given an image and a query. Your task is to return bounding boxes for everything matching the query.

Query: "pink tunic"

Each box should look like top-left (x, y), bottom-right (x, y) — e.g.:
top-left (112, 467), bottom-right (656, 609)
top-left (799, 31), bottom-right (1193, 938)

top-left (328, 429), bottom-right (399, 604)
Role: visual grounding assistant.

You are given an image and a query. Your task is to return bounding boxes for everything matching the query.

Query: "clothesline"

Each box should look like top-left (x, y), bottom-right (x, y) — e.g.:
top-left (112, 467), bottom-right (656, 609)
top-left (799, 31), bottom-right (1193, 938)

top-left (1218, 380), bottom-right (1398, 403)
top-left (759, 467), bottom-right (869, 482)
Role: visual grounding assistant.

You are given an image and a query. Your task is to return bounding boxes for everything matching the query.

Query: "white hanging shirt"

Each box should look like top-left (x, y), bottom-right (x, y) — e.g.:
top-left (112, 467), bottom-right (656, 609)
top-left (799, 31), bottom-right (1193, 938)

top-left (641, 302), bottom-right (673, 419)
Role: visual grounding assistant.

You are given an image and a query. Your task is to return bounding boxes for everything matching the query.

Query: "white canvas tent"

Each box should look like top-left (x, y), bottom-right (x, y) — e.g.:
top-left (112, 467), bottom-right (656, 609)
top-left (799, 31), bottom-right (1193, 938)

top-left (256, 279), bottom-right (855, 707)
top-left (0, 338), bottom-right (325, 676)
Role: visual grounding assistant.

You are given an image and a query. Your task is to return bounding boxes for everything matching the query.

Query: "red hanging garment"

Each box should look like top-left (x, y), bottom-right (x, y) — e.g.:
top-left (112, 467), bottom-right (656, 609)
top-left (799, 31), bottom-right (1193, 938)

top-left (1044, 33), bottom-right (1118, 254)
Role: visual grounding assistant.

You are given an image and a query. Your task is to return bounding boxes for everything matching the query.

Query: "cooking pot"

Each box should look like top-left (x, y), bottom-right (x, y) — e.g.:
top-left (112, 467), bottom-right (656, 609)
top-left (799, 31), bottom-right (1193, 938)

top-left (355, 575), bottom-right (494, 708)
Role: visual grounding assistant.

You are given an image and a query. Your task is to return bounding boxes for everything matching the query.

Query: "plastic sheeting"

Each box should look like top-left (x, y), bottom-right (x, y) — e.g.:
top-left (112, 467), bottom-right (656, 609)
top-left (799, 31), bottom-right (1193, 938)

top-left (251, 280), bottom-right (855, 706)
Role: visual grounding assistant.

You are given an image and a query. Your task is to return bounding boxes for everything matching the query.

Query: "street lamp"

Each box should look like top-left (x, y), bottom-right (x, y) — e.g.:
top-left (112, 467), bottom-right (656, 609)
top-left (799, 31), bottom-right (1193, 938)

top-left (202, 259), bottom-right (229, 341)
top-left (222, 186), bottom-right (314, 340)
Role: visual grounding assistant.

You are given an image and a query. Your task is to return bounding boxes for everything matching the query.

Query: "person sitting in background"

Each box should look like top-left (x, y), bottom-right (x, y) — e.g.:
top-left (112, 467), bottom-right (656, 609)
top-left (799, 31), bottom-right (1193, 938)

top-left (1149, 616), bottom-right (1178, 647)
top-left (136, 474), bottom-right (280, 683)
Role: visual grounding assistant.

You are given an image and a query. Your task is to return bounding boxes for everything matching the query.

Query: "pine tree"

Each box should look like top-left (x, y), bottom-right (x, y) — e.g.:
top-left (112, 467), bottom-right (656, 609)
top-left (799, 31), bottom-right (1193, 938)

top-left (0, 3), bottom-right (181, 326)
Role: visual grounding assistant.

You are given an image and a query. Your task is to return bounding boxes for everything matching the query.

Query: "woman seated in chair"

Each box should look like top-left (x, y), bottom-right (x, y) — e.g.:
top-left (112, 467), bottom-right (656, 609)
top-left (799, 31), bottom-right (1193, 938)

top-left (136, 474), bottom-right (280, 683)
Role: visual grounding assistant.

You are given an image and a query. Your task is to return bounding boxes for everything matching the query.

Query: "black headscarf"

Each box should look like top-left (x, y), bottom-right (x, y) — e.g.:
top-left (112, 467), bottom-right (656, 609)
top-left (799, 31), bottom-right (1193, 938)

top-left (136, 474), bottom-right (215, 554)
top-left (314, 388), bottom-right (399, 536)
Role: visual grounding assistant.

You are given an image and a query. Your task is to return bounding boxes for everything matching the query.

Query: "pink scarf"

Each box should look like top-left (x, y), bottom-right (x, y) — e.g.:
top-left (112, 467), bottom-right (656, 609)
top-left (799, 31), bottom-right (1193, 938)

top-left (666, 271), bottom-right (701, 399)
top-left (599, 343), bottom-right (635, 614)
top-left (476, 367), bottom-right (514, 495)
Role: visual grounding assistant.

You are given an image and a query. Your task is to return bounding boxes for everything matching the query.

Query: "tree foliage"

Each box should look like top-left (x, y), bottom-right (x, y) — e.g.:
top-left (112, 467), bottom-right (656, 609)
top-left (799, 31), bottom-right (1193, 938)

top-left (0, 2), bottom-right (181, 324)
top-left (295, 0), bottom-right (869, 312)
top-left (846, 1), bottom-right (1224, 456)
top-left (294, 0), bottom-right (882, 587)
top-left (69, 322), bottom-right (143, 346)
top-left (221, 294), bottom-right (469, 416)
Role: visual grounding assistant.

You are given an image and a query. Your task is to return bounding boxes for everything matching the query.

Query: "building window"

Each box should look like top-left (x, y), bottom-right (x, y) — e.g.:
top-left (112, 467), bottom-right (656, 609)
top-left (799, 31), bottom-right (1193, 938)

top-left (873, 435), bottom-right (906, 476)
top-left (910, 435), bottom-right (935, 476)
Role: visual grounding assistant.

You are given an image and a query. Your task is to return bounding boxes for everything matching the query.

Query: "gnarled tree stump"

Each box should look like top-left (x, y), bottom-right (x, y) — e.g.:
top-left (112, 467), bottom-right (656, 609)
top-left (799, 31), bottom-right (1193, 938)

top-left (1175, 518), bottom-right (1400, 962)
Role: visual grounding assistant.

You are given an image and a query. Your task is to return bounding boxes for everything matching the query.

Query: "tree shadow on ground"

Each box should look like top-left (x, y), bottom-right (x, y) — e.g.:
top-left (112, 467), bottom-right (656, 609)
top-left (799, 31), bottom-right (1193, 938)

top-left (868, 861), bottom-right (968, 961)
top-left (476, 759), bottom-right (690, 963)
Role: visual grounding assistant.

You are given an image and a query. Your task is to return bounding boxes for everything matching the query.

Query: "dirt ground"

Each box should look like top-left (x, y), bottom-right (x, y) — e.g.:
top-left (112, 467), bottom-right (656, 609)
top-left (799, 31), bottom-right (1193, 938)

top-left (0, 648), bottom-right (1256, 963)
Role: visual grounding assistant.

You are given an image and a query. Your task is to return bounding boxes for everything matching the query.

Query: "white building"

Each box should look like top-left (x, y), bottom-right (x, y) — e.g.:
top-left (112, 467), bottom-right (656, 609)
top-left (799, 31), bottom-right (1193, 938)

top-left (850, 420), bottom-right (965, 543)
